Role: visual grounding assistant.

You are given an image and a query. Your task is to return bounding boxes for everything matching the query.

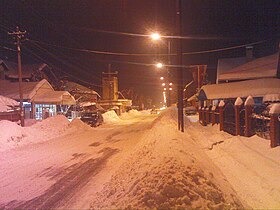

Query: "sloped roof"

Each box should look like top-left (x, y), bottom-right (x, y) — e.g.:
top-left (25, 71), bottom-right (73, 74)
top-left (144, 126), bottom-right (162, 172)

top-left (1, 60), bottom-right (47, 78)
top-left (219, 52), bottom-right (279, 81)
top-left (64, 81), bottom-right (100, 97)
top-left (0, 79), bottom-right (75, 105)
top-left (0, 79), bottom-right (53, 100)
top-left (216, 56), bottom-right (248, 83)
top-left (0, 95), bottom-right (19, 112)
top-left (34, 91), bottom-right (76, 105)
top-left (199, 78), bottom-right (280, 100)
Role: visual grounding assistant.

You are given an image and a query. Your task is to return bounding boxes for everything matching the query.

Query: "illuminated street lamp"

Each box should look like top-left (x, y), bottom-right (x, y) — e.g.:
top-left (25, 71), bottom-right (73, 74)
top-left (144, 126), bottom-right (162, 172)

top-left (156, 62), bottom-right (163, 68)
top-left (169, 87), bottom-right (172, 90)
top-left (160, 76), bottom-right (164, 80)
top-left (164, 87), bottom-right (166, 90)
top-left (150, 32), bottom-right (161, 40)
top-left (162, 83), bottom-right (166, 86)
top-left (169, 82), bottom-right (173, 86)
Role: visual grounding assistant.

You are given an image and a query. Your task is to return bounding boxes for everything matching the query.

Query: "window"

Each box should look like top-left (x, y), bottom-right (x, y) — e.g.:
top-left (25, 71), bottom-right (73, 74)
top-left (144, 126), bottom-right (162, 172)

top-left (35, 104), bottom-right (56, 120)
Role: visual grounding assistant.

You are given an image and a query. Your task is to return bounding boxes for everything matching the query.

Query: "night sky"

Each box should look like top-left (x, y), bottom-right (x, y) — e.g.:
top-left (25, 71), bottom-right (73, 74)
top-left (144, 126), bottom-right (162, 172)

top-left (1, 0), bottom-right (279, 104)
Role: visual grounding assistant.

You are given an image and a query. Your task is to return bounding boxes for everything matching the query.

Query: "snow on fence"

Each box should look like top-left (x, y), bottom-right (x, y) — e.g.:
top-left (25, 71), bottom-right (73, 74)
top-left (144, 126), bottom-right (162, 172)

top-left (0, 110), bottom-right (20, 122)
top-left (198, 97), bottom-right (280, 148)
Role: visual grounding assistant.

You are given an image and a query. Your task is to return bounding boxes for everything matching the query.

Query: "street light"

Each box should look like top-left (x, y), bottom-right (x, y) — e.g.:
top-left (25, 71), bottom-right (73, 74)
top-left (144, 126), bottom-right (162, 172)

top-left (150, 32), bottom-right (161, 40)
top-left (156, 62), bottom-right (163, 68)
top-left (162, 83), bottom-right (166, 86)
top-left (169, 82), bottom-right (173, 86)
top-left (160, 76), bottom-right (164, 80)
top-left (150, 32), bottom-right (172, 107)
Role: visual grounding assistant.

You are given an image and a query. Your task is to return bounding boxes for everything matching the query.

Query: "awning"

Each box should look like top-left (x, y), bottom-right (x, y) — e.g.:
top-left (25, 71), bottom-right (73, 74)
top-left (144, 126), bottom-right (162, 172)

top-left (198, 78), bottom-right (280, 100)
top-left (33, 91), bottom-right (76, 105)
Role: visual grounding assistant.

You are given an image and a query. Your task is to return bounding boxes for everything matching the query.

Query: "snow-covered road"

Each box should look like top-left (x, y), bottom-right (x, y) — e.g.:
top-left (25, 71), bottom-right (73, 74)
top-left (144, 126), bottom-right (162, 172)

top-left (0, 114), bottom-right (157, 209)
top-left (0, 108), bottom-right (279, 209)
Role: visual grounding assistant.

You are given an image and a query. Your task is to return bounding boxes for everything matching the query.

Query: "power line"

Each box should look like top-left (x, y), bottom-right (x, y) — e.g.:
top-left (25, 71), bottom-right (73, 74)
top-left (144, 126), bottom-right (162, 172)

top-left (28, 38), bottom-right (271, 57)
top-left (28, 41), bottom-right (102, 82)
top-left (29, 39), bottom-right (163, 56)
top-left (32, 23), bottom-right (239, 41)
top-left (0, 45), bottom-right (16, 52)
top-left (23, 45), bottom-right (102, 88)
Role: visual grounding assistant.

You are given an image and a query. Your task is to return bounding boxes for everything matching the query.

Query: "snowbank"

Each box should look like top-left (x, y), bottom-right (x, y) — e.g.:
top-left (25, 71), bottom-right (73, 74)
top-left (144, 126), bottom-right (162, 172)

top-left (0, 115), bottom-right (92, 151)
top-left (119, 109), bottom-right (142, 120)
top-left (102, 110), bottom-right (120, 123)
top-left (91, 108), bottom-right (244, 209)
top-left (68, 118), bottom-right (92, 131)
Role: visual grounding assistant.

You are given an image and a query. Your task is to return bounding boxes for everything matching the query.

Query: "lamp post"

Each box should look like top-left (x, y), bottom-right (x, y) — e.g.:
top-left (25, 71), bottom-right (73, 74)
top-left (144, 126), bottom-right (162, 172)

top-left (151, 33), bottom-right (172, 107)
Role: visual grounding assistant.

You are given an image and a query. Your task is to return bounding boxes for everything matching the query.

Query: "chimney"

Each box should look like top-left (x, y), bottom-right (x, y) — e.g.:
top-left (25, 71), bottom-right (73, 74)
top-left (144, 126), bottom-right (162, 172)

top-left (246, 46), bottom-right (253, 61)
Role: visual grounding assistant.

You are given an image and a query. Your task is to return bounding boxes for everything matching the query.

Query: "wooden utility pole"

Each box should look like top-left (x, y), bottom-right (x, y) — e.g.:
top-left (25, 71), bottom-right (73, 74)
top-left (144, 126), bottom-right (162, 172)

top-left (167, 39), bottom-right (171, 107)
top-left (8, 26), bottom-right (26, 127)
top-left (176, 0), bottom-right (184, 132)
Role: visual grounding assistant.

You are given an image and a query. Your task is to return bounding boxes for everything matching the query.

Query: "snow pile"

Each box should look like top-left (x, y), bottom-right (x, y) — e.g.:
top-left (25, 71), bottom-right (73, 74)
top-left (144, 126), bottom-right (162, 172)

top-left (0, 95), bottom-right (18, 112)
top-left (120, 109), bottom-right (142, 120)
top-left (0, 120), bottom-right (25, 143)
top-left (186, 116), bottom-right (280, 208)
top-left (102, 110), bottom-right (120, 123)
top-left (68, 118), bottom-right (92, 130)
top-left (30, 115), bottom-right (69, 139)
top-left (0, 115), bottom-right (85, 151)
top-left (91, 108), bottom-right (244, 209)
top-left (140, 109), bottom-right (151, 114)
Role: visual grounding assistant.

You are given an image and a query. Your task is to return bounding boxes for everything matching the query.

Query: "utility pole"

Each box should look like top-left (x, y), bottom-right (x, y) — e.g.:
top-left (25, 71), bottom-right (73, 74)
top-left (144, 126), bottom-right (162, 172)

top-left (176, 0), bottom-right (184, 132)
top-left (167, 39), bottom-right (171, 107)
top-left (8, 26), bottom-right (26, 127)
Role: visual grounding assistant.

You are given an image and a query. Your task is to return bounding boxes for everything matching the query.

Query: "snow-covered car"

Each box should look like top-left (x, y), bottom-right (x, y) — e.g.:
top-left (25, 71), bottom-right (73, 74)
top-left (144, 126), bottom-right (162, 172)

top-left (80, 111), bottom-right (103, 127)
top-left (150, 108), bottom-right (160, 114)
top-left (184, 106), bottom-right (197, 115)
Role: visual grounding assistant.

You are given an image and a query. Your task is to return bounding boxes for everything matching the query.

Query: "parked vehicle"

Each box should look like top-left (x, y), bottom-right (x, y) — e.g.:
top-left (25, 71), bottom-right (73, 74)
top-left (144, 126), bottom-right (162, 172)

top-left (80, 111), bottom-right (103, 127)
top-left (184, 106), bottom-right (197, 115)
top-left (150, 108), bottom-right (161, 114)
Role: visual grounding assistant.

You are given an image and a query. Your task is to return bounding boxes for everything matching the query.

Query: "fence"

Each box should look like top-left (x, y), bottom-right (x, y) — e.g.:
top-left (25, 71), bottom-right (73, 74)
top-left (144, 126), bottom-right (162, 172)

top-left (0, 111), bottom-right (20, 122)
top-left (198, 100), bottom-right (280, 148)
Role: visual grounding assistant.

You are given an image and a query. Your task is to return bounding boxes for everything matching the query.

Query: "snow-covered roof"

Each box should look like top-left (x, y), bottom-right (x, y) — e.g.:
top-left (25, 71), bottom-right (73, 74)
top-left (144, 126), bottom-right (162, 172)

top-left (0, 79), bottom-right (75, 105)
top-left (64, 81), bottom-right (100, 97)
top-left (199, 78), bottom-right (280, 100)
top-left (34, 91), bottom-right (76, 105)
top-left (216, 56), bottom-right (248, 83)
top-left (0, 79), bottom-right (54, 100)
top-left (218, 52), bottom-right (279, 82)
top-left (0, 95), bottom-right (19, 112)
top-left (263, 93), bottom-right (280, 102)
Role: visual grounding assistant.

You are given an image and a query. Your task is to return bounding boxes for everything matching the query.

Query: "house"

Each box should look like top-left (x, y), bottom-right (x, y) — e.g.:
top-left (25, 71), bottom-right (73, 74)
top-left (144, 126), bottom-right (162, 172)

top-left (0, 79), bottom-right (75, 120)
top-left (61, 80), bottom-right (101, 104)
top-left (0, 95), bottom-right (18, 112)
top-left (0, 60), bottom-right (60, 87)
top-left (199, 50), bottom-right (280, 105)
top-left (0, 95), bottom-right (20, 122)
top-left (218, 52), bottom-right (279, 83)
top-left (198, 78), bottom-right (280, 105)
top-left (216, 46), bottom-right (254, 84)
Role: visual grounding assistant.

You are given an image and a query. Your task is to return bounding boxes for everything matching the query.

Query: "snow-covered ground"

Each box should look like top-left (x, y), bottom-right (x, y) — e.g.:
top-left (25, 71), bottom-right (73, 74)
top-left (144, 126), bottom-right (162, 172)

top-left (0, 108), bottom-right (279, 209)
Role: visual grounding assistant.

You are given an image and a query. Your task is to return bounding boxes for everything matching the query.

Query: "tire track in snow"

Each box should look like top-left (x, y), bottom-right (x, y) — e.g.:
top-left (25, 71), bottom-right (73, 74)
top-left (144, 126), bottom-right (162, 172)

top-left (2, 148), bottom-right (119, 209)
